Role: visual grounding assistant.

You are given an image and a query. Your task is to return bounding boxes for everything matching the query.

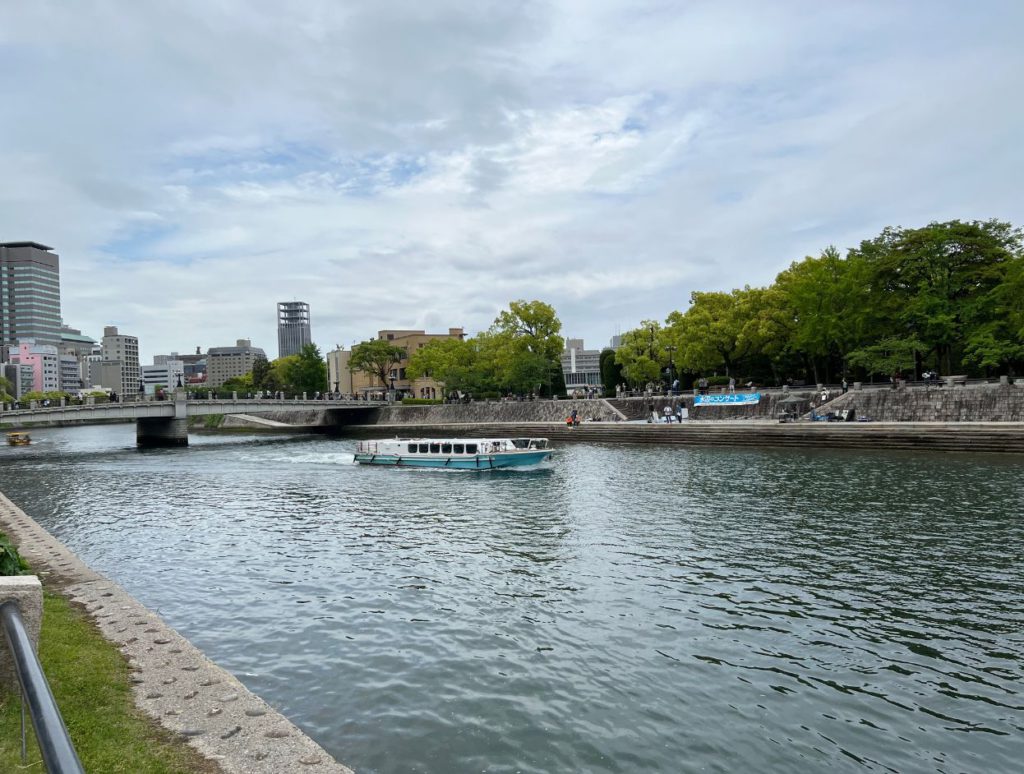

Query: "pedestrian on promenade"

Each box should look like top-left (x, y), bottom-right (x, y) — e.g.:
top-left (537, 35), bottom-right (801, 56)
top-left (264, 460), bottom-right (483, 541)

top-left (842, 378), bottom-right (848, 394)
top-left (728, 377), bottom-right (735, 394)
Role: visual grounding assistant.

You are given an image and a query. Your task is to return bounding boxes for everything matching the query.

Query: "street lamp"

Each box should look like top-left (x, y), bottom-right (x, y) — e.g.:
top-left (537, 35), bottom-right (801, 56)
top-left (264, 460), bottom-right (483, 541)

top-left (664, 345), bottom-right (677, 394)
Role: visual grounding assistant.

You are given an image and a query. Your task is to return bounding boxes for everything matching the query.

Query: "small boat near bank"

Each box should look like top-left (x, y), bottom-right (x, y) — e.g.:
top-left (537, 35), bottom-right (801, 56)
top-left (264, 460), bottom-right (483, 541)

top-left (354, 437), bottom-right (552, 469)
top-left (6, 431), bottom-right (31, 446)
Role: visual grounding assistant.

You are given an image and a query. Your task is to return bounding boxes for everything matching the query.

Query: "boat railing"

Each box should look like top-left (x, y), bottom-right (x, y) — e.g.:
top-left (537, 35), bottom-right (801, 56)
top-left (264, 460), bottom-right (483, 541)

top-left (0, 600), bottom-right (85, 773)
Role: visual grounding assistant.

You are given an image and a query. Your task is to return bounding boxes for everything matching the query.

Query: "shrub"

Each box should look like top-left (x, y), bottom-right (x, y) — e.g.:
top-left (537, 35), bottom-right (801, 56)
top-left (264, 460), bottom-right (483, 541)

top-left (0, 533), bottom-right (28, 576)
top-left (401, 398), bottom-right (442, 405)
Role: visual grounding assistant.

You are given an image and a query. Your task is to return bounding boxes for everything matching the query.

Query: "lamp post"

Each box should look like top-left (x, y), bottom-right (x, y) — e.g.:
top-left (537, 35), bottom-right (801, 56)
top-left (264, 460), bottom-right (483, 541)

top-left (664, 345), bottom-right (677, 394)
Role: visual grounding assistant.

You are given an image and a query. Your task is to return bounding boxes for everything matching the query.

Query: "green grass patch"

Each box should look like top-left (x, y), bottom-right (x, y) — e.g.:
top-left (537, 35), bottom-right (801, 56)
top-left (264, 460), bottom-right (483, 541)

top-left (0, 591), bottom-right (218, 773)
top-left (202, 414), bottom-right (223, 429)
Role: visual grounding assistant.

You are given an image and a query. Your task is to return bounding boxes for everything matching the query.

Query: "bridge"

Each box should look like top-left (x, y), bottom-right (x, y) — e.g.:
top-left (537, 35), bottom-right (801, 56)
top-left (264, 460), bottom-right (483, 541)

top-left (0, 392), bottom-right (385, 446)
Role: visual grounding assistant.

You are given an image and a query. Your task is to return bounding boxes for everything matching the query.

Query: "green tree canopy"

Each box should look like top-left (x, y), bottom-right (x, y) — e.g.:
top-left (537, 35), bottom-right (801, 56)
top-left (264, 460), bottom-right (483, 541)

top-left (289, 344), bottom-right (329, 394)
top-left (599, 348), bottom-right (623, 394)
top-left (850, 219), bottom-right (1022, 375)
top-left (350, 339), bottom-right (407, 388)
top-left (614, 320), bottom-right (665, 386)
top-left (485, 299), bottom-right (563, 394)
top-left (406, 337), bottom-right (486, 395)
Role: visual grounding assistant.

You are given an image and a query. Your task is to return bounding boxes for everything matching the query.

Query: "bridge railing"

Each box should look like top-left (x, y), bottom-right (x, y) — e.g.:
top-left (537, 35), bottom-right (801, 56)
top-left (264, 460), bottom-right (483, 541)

top-left (0, 600), bottom-right (85, 773)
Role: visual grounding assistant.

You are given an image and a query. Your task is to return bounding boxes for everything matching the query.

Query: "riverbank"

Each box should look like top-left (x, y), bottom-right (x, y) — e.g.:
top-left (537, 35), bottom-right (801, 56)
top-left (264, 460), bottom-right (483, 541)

top-left (0, 491), bottom-right (352, 774)
top-left (337, 419), bottom-right (1024, 454)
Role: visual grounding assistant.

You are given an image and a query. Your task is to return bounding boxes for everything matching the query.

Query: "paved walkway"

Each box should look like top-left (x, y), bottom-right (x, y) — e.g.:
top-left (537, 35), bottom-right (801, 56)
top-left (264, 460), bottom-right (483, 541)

top-left (0, 490), bottom-right (353, 774)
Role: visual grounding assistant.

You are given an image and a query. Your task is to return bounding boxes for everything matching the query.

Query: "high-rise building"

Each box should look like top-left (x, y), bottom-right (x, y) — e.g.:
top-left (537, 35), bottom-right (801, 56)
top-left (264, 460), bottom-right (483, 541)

top-left (0, 242), bottom-right (62, 357)
top-left (99, 325), bottom-right (140, 397)
top-left (277, 301), bottom-right (311, 358)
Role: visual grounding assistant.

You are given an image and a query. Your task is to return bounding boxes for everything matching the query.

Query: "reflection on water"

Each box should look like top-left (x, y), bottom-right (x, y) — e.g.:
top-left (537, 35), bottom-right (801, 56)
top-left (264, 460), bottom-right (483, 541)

top-left (1, 425), bottom-right (1023, 773)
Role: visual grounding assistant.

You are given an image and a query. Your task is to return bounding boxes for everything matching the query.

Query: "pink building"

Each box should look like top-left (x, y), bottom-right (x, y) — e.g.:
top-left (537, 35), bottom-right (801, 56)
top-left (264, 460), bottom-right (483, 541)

top-left (10, 339), bottom-right (60, 392)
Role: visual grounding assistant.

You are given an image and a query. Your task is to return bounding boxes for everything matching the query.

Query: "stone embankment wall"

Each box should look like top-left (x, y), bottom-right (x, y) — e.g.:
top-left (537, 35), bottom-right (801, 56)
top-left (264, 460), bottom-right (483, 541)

top-left (821, 383), bottom-right (1024, 422)
top-left (373, 399), bottom-right (624, 424)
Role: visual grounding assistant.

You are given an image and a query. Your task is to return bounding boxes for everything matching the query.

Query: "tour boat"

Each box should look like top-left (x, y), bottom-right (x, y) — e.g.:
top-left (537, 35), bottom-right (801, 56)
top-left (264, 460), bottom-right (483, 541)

top-left (6, 431), bottom-right (31, 446)
top-left (354, 437), bottom-right (552, 469)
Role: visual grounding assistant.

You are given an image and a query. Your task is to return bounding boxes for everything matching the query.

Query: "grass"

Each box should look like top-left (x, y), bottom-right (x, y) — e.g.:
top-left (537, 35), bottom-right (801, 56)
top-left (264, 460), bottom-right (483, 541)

top-left (0, 591), bottom-right (218, 773)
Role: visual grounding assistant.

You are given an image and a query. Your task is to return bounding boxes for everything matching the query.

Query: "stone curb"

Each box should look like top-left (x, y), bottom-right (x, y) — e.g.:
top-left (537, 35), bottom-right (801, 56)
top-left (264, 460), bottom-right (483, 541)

top-left (0, 491), bottom-right (353, 774)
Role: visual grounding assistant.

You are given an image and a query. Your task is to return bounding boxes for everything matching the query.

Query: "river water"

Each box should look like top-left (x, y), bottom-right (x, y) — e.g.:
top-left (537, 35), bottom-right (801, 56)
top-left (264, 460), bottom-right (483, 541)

top-left (1, 425), bottom-right (1022, 773)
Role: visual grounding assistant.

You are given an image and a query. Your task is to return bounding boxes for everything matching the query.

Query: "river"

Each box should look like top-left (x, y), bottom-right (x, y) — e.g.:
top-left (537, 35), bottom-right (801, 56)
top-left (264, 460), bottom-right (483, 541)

top-left (1, 425), bottom-right (1022, 773)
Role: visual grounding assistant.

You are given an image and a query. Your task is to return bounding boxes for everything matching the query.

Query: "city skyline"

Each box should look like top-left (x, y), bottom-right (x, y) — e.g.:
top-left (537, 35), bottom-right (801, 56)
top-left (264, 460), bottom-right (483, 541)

top-left (1, 2), bottom-right (1022, 363)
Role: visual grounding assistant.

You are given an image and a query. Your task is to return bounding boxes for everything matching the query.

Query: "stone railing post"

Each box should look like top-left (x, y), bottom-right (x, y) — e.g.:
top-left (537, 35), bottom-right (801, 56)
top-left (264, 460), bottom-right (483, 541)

top-left (1000, 375), bottom-right (1009, 386)
top-left (0, 576), bottom-right (42, 692)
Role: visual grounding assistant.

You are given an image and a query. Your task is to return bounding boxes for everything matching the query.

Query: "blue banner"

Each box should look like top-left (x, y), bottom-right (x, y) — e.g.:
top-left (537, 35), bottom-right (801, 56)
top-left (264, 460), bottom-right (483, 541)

top-left (694, 392), bottom-right (761, 406)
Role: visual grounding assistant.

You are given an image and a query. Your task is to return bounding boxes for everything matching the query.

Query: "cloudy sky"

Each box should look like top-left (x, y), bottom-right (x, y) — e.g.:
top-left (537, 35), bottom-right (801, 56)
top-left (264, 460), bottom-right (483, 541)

top-left (2, 1), bottom-right (1022, 362)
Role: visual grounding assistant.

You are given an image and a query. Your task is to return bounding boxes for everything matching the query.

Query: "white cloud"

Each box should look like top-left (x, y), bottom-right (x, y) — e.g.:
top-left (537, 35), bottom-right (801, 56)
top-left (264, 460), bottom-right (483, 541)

top-left (1, 0), bottom-right (1022, 360)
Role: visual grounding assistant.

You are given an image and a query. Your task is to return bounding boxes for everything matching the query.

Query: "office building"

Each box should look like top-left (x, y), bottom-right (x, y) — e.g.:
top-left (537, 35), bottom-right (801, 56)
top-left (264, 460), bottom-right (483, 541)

top-left (1, 241), bottom-right (62, 357)
top-left (207, 339), bottom-right (265, 388)
top-left (9, 339), bottom-right (60, 392)
top-left (99, 325), bottom-right (140, 397)
top-left (277, 301), bottom-right (312, 358)
top-left (345, 328), bottom-right (465, 399)
top-left (560, 338), bottom-right (603, 395)
top-left (140, 360), bottom-right (185, 395)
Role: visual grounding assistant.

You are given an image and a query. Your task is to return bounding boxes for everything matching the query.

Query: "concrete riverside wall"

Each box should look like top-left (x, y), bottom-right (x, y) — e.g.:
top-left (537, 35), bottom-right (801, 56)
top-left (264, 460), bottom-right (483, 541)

top-left (0, 491), bottom-right (352, 774)
top-left (0, 575), bottom-right (42, 691)
top-left (373, 398), bottom-right (624, 424)
top-left (822, 383), bottom-right (1024, 422)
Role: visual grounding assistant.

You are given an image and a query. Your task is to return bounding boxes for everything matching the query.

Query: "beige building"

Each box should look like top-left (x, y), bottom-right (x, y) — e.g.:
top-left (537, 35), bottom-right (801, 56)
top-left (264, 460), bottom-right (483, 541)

top-left (206, 339), bottom-right (266, 388)
top-left (99, 325), bottom-right (140, 397)
top-left (333, 328), bottom-right (464, 399)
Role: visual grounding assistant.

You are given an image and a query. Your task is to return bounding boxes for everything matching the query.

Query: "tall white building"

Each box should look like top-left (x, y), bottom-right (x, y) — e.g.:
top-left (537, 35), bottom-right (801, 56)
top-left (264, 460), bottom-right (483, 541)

top-left (277, 301), bottom-right (311, 359)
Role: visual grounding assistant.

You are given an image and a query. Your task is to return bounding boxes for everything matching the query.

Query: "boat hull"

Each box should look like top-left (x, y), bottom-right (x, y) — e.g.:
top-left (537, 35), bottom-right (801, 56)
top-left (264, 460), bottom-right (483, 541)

top-left (354, 450), bottom-right (551, 469)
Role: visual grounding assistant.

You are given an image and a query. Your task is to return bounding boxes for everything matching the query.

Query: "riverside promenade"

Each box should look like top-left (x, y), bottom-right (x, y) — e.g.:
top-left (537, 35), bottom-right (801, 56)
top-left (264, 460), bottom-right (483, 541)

top-left (0, 490), bottom-right (352, 774)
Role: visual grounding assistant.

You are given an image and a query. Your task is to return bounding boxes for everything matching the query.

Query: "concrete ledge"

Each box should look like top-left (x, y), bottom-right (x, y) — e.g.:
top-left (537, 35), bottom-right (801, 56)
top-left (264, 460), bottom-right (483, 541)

top-left (0, 575), bottom-right (42, 692)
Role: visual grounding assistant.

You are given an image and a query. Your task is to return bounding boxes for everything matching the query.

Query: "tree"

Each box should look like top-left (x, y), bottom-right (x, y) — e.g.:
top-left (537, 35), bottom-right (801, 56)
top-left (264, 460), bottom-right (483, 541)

top-left (289, 344), bottom-right (328, 394)
top-left (0, 376), bottom-right (12, 402)
top-left (850, 219), bottom-right (1023, 375)
top-left (599, 348), bottom-right (623, 394)
top-left (406, 337), bottom-right (484, 395)
top-left (350, 339), bottom-right (407, 388)
top-left (251, 355), bottom-right (272, 389)
top-left (847, 335), bottom-right (925, 378)
top-left (614, 320), bottom-right (665, 387)
top-left (486, 300), bottom-right (563, 394)
top-left (773, 247), bottom-right (876, 382)
top-left (664, 289), bottom-right (763, 378)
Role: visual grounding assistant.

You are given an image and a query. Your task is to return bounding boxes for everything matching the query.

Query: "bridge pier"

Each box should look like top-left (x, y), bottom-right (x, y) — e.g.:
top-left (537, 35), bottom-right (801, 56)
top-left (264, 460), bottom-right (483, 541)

top-left (137, 391), bottom-right (190, 447)
top-left (136, 417), bottom-right (188, 447)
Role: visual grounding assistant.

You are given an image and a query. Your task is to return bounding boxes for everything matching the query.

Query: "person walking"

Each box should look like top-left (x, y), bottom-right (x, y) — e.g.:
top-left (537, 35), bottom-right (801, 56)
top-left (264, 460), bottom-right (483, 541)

top-left (728, 377), bottom-right (736, 394)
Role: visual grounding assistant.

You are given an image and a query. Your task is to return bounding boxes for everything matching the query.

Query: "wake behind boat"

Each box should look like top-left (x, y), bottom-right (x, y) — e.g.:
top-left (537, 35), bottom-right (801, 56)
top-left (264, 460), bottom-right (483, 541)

top-left (354, 437), bottom-right (552, 469)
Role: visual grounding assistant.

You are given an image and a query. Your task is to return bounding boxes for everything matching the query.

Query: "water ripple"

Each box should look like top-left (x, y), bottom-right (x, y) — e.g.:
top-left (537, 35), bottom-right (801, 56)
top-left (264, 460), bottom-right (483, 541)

top-left (1, 427), bottom-right (1022, 772)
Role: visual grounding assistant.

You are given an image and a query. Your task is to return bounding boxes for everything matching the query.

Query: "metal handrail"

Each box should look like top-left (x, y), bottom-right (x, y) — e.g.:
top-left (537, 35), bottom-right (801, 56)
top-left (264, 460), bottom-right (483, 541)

top-left (0, 600), bottom-right (84, 773)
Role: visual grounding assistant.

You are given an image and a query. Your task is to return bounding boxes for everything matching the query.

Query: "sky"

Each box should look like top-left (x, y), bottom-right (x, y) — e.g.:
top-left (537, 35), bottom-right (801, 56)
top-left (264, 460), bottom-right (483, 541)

top-left (2, 0), bottom-right (1022, 363)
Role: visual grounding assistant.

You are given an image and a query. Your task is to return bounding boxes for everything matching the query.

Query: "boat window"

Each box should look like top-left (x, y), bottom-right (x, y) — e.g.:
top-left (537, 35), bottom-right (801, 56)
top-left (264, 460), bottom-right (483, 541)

top-left (407, 444), bottom-right (417, 453)
top-left (512, 439), bottom-right (528, 449)
top-left (453, 444), bottom-right (464, 454)
top-left (429, 443), bottom-right (441, 453)
top-left (441, 443), bottom-right (452, 454)
top-left (418, 444), bottom-right (429, 453)
top-left (466, 444), bottom-right (478, 454)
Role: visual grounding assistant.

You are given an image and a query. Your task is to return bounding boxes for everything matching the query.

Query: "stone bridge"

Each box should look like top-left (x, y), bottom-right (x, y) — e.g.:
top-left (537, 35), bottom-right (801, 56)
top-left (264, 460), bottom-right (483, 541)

top-left (0, 392), bottom-right (385, 446)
